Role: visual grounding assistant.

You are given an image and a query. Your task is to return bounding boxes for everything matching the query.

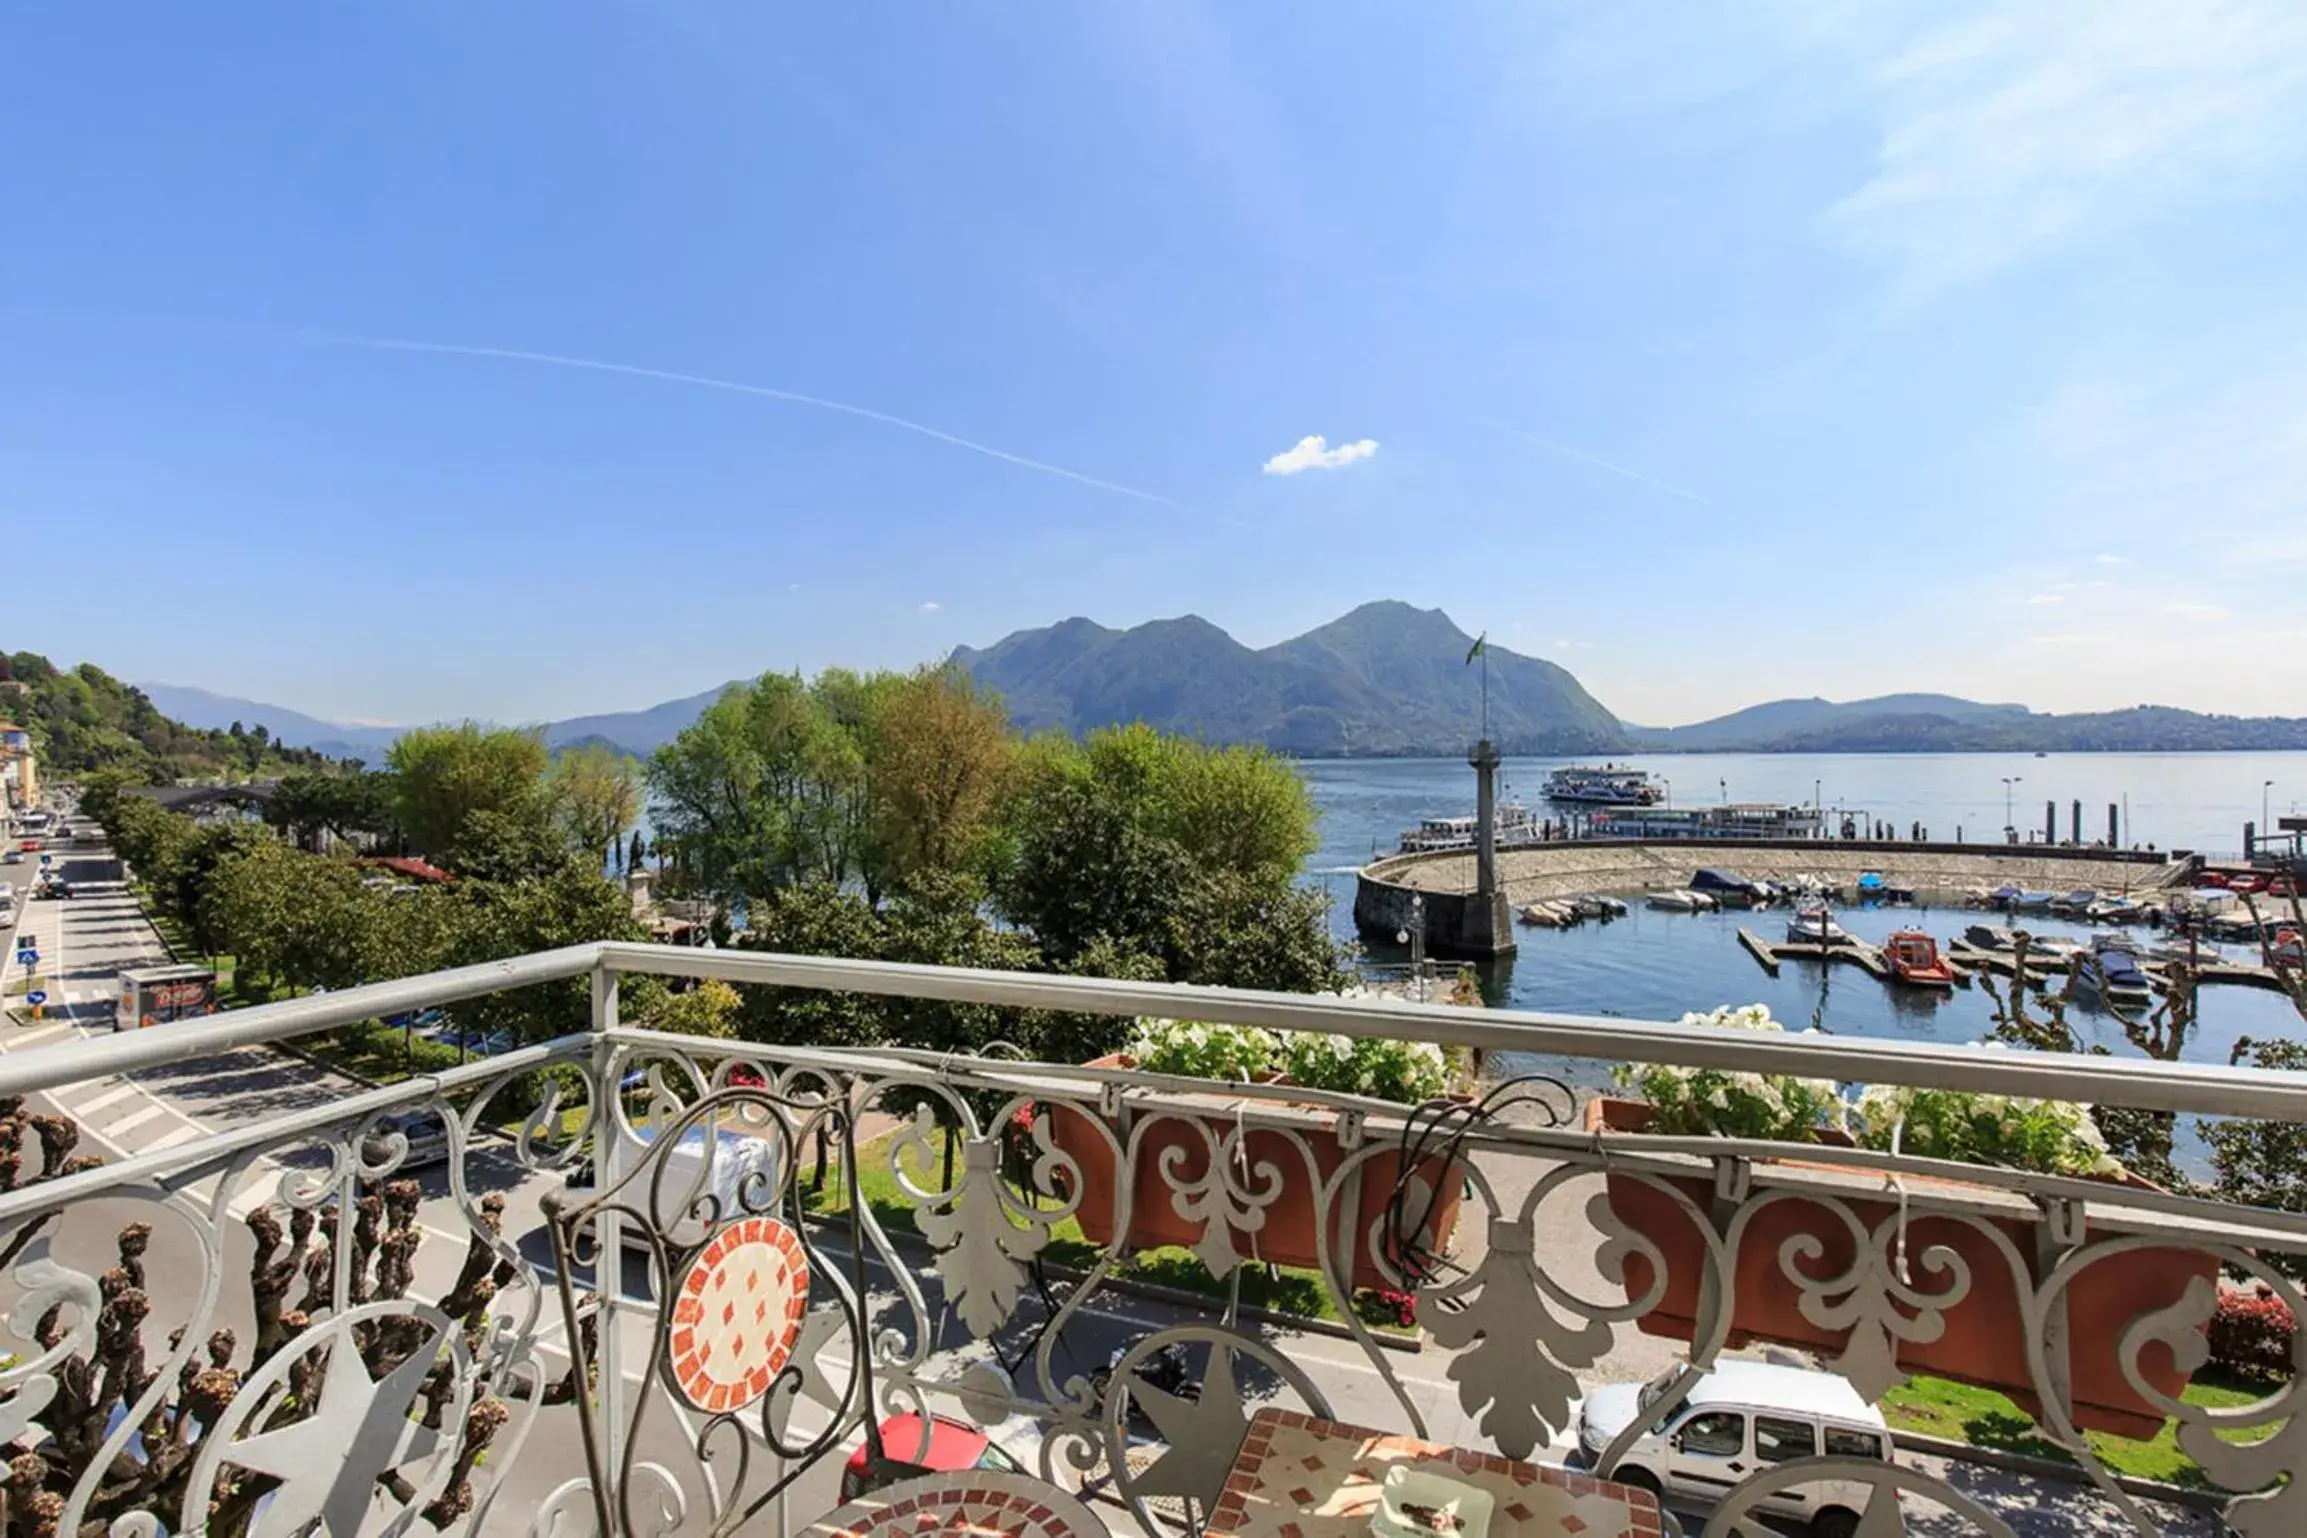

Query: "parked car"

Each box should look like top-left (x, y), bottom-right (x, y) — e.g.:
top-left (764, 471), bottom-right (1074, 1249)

top-left (360, 1109), bottom-right (452, 1170)
top-left (839, 1413), bottom-right (1025, 1503)
top-left (2, 851), bottom-right (20, 865)
top-left (1573, 1361), bottom-right (1898, 1538)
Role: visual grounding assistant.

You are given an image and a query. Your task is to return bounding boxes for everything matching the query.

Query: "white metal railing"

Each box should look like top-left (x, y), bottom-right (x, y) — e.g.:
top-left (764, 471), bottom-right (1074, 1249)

top-left (0, 942), bottom-right (2298, 1538)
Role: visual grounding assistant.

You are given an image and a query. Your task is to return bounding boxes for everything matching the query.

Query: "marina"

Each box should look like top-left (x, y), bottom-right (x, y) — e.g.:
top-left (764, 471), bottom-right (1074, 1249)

top-left (1306, 752), bottom-right (2306, 1103)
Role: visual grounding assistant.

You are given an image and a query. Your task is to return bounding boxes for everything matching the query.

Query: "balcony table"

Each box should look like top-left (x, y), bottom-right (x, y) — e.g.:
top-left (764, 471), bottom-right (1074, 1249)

top-left (1208, 1408), bottom-right (1662, 1538)
top-left (803, 1468), bottom-right (1107, 1538)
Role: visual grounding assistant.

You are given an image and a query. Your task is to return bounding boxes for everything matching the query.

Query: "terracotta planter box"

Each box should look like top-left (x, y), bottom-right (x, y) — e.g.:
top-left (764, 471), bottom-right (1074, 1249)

top-left (1044, 1054), bottom-right (1464, 1293)
top-left (1585, 1096), bottom-right (2215, 1440)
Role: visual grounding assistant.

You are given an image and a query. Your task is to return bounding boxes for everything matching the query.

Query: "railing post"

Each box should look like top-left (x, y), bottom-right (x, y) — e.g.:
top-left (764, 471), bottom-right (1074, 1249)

top-left (591, 963), bottom-right (627, 1471)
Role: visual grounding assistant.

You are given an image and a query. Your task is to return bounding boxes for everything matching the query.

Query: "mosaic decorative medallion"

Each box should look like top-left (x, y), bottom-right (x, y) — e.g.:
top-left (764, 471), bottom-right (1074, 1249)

top-left (807, 1470), bottom-right (1104, 1538)
top-left (668, 1215), bottom-right (810, 1412)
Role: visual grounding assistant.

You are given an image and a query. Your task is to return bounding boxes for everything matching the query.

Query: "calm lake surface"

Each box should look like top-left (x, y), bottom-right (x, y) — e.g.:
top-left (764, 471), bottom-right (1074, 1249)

top-left (1298, 753), bottom-right (2307, 1092)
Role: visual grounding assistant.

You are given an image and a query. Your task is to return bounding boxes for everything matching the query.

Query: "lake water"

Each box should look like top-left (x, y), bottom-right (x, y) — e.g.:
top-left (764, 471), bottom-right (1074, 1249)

top-left (1298, 753), bottom-right (2307, 1087)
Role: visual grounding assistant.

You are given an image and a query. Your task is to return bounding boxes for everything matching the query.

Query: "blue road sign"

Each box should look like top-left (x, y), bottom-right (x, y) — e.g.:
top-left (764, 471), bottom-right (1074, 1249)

top-left (24, 991), bottom-right (44, 1007)
top-left (15, 951), bottom-right (36, 968)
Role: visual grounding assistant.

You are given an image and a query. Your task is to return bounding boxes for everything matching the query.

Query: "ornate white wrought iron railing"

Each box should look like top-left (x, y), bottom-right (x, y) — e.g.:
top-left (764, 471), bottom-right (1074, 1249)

top-left (0, 942), bottom-right (2298, 1538)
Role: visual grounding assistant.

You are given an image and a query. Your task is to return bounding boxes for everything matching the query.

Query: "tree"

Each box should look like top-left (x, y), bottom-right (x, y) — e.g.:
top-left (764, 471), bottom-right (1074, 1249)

top-left (76, 767), bottom-right (132, 828)
top-left (265, 771), bottom-right (399, 851)
top-left (440, 808), bottom-right (568, 885)
top-left (989, 725), bottom-right (1340, 993)
top-left (386, 724), bottom-right (550, 860)
top-left (546, 744), bottom-right (642, 870)
top-left (434, 859), bottom-right (645, 1044)
top-left (646, 978), bottom-right (743, 1039)
top-left (647, 674), bottom-right (863, 902)
top-left (860, 666), bottom-right (1014, 895)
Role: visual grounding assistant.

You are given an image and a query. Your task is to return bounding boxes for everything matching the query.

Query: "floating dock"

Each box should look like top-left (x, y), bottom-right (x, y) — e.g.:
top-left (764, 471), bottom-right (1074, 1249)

top-left (1738, 929), bottom-right (1898, 981)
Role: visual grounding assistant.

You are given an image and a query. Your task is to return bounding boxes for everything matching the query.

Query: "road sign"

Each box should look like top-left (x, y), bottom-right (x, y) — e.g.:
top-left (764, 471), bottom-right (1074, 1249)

top-left (15, 951), bottom-right (36, 968)
top-left (23, 991), bottom-right (44, 1007)
top-left (38, 854), bottom-right (50, 865)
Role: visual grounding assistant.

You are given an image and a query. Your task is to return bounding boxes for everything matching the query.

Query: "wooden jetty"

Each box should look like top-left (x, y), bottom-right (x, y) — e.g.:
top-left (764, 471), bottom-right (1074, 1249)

top-left (1737, 929), bottom-right (1893, 981)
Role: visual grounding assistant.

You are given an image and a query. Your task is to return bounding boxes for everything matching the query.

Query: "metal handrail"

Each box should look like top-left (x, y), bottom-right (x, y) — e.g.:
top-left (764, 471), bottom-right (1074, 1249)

top-left (6, 937), bottom-right (2301, 1123)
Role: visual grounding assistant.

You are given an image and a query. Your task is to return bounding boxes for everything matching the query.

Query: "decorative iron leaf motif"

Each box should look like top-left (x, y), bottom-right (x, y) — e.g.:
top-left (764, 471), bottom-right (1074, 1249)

top-left (1155, 1122), bottom-right (1285, 1278)
top-left (1786, 1209), bottom-right (1972, 1402)
top-left (913, 1133), bottom-right (1052, 1338)
top-left (1423, 1215), bottom-right (1613, 1460)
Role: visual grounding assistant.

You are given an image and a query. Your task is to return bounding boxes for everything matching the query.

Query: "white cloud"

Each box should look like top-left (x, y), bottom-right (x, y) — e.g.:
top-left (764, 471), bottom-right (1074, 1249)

top-left (1262, 434), bottom-right (1379, 475)
top-left (2026, 632), bottom-right (2099, 646)
top-left (2158, 600), bottom-right (2234, 620)
top-left (2026, 593), bottom-right (2064, 605)
top-left (918, 601), bottom-right (941, 613)
top-left (2093, 553), bottom-right (2127, 565)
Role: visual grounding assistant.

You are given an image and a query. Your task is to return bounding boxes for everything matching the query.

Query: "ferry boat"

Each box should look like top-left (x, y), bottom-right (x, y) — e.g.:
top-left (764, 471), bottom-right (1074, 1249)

top-left (1543, 765), bottom-right (1661, 805)
top-left (1395, 801), bottom-right (1546, 854)
top-left (1587, 803), bottom-right (1824, 841)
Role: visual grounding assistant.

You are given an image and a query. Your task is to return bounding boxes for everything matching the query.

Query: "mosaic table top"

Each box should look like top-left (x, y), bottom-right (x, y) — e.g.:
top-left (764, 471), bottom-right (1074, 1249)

top-left (1208, 1408), bottom-right (1663, 1538)
top-left (804, 1469), bottom-right (1106, 1538)
top-left (667, 1214), bottom-right (810, 1413)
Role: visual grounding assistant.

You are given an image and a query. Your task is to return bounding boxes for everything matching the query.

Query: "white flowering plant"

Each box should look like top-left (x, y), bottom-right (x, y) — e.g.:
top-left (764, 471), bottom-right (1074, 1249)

top-left (1851, 1083), bottom-right (2121, 1178)
top-left (1278, 1032), bottom-right (1454, 1104)
top-left (1126, 1018), bottom-right (1280, 1082)
top-left (1614, 1004), bottom-right (1844, 1142)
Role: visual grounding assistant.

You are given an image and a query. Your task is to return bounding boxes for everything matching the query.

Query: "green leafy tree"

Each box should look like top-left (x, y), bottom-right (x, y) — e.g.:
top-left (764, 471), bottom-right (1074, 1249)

top-left (440, 808), bottom-right (569, 885)
top-left (434, 858), bottom-right (645, 1044)
top-left (265, 771), bottom-right (399, 850)
top-left (386, 724), bottom-right (550, 860)
top-left (647, 674), bottom-right (865, 901)
top-left (546, 744), bottom-right (642, 869)
top-left (990, 725), bottom-right (1340, 993)
top-left (645, 978), bottom-right (743, 1039)
top-left (860, 666), bottom-right (1015, 895)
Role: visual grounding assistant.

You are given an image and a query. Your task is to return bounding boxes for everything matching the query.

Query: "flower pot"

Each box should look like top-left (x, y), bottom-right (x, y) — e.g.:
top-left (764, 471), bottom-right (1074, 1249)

top-left (1044, 1054), bottom-right (1464, 1293)
top-left (1585, 1096), bottom-right (2215, 1440)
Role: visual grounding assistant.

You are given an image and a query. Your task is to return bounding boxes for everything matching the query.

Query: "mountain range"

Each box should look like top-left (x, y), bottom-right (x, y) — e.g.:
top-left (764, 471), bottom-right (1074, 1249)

top-left (138, 600), bottom-right (2307, 761)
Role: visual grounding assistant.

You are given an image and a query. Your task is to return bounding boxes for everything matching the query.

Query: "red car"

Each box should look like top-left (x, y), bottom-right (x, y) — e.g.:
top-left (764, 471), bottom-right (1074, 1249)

top-left (840, 1413), bottom-right (1024, 1501)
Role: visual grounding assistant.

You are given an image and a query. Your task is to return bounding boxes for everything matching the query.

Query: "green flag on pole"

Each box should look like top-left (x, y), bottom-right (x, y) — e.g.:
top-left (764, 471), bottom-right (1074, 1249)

top-left (1465, 633), bottom-right (1487, 665)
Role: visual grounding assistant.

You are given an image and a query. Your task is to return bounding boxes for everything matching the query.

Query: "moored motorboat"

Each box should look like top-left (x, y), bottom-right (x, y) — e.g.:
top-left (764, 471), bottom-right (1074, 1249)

top-left (1647, 889), bottom-right (1703, 912)
top-left (2048, 889), bottom-right (2099, 916)
top-left (1786, 903), bottom-right (1850, 946)
top-left (2080, 936), bottom-right (2155, 1007)
top-left (1883, 930), bottom-right (1957, 988)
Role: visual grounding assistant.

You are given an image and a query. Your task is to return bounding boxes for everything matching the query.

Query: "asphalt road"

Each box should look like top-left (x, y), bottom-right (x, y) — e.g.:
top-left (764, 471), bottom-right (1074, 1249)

top-left (0, 822), bottom-right (2233, 1538)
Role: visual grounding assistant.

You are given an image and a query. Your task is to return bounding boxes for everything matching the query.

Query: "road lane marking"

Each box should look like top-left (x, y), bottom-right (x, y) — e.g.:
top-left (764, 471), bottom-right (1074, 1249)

top-left (104, 1103), bottom-right (168, 1137)
top-left (12, 1023), bottom-right (71, 1045)
top-left (144, 1124), bottom-right (206, 1153)
top-left (70, 1084), bottom-right (141, 1117)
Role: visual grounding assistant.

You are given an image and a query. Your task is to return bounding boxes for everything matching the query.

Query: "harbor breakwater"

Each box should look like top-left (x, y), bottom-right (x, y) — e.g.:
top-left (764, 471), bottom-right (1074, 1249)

top-left (1352, 839), bottom-right (2188, 954)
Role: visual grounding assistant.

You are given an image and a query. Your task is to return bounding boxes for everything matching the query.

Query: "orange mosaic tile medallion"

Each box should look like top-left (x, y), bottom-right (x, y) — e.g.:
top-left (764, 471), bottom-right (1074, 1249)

top-left (667, 1214), bottom-right (810, 1413)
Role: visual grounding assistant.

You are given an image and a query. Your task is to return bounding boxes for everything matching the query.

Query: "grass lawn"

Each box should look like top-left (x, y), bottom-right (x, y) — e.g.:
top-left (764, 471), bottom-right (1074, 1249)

top-left (1881, 1371), bottom-right (2284, 1489)
top-left (796, 1130), bottom-right (1414, 1335)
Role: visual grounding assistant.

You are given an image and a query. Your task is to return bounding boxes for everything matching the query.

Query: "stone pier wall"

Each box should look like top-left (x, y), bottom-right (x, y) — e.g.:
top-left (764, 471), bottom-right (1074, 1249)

top-left (1353, 839), bottom-right (2189, 945)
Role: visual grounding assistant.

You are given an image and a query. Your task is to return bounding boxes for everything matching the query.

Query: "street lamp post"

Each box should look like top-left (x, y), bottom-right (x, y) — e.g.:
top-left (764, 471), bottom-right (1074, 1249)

top-left (2002, 775), bottom-right (2023, 834)
top-left (2266, 780), bottom-right (2276, 840)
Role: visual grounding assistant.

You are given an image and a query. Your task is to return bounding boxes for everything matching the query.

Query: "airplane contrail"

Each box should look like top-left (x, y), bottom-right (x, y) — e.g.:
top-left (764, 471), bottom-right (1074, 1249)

top-left (305, 334), bottom-right (1188, 510)
top-left (1488, 420), bottom-right (1712, 506)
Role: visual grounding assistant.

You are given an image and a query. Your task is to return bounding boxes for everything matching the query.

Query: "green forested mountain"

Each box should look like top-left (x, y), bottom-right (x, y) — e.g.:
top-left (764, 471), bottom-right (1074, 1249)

top-left (1630, 697), bottom-right (2307, 752)
top-left (4, 652), bottom-right (331, 781)
top-left (949, 601), bottom-right (1630, 756)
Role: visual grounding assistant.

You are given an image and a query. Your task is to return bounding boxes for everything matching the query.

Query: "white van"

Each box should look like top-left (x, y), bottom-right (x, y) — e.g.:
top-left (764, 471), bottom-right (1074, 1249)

top-left (567, 1124), bottom-right (786, 1251)
top-left (1574, 1360), bottom-right (1898, 1538)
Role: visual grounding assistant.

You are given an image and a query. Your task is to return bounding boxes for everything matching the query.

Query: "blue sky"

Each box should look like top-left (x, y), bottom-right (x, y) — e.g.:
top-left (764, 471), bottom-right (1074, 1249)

top-left (6, 2), bottom-right (2304, 727)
